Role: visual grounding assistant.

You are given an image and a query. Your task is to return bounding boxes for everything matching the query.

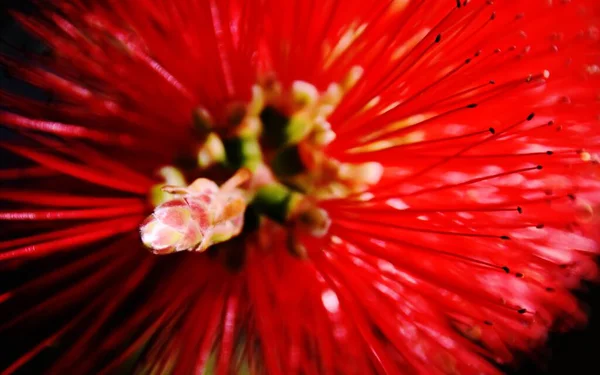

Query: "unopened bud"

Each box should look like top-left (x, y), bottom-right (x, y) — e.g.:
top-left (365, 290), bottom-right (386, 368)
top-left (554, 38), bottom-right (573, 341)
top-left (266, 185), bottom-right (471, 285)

top-left (322, 83), bottom-right (343, 107)
top-left (298, 206), bottom-right (331, 237)
top-left (141, 172), bottom-right (249, 254)
top-left (291, 80), bottom-right (319, 109)
top-left (310, 118), bottom-right (336, 146)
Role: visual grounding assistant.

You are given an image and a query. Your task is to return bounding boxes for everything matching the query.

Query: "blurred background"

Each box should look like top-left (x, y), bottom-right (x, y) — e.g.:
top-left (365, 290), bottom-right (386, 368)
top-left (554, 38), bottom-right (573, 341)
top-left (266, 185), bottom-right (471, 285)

top-left (1, 1), bottom-right (599, 373)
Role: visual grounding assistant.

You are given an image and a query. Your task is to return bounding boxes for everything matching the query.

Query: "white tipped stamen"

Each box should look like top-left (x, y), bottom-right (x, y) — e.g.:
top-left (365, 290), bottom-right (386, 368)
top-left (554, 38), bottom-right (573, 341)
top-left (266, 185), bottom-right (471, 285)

top-left (292, 80), bottom-right (320, 108)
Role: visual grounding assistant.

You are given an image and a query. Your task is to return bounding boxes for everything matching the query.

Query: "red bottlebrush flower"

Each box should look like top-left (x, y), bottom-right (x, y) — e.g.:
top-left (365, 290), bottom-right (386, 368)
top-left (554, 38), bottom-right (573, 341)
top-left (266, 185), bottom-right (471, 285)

top-left (1, 0), bottom-right (600, 374)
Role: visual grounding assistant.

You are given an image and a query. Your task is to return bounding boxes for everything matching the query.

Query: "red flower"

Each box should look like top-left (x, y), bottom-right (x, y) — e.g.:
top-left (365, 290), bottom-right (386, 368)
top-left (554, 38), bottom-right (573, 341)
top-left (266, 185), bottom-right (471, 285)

top-left (1, 0), bottom-right (600, 374)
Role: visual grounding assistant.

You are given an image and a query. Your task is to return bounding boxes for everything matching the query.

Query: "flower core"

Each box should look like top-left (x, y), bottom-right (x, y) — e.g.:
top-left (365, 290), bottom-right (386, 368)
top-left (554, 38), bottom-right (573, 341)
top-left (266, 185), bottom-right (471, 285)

top-left (141, 70), bottom-right (383, 256)
top-left (2, 0), bottom-right (600, 373)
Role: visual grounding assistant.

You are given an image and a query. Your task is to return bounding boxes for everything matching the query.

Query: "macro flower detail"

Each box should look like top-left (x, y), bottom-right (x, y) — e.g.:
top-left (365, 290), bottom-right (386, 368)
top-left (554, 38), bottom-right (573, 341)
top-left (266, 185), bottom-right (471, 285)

top-left (0, 0), bottom-right (599, 374)
top-left (141, 169), bottom-right (249, 254)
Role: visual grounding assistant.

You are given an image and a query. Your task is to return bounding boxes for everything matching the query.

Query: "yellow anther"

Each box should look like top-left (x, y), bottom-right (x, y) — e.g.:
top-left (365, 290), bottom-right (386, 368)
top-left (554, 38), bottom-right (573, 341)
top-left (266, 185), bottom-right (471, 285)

top-left (291, 80), bottom-right (319, 110)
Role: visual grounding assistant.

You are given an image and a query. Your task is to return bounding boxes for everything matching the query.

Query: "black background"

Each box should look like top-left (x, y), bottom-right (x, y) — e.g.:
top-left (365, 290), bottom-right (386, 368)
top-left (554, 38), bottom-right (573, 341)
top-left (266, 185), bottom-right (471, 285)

top-left (1, 1), bottom-right (598, 373)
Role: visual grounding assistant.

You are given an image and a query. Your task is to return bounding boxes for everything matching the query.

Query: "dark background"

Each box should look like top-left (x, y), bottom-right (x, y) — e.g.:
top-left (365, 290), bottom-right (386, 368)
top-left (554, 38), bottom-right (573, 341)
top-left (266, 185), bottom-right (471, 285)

top-left (1, 1), bottom-right (598, 374)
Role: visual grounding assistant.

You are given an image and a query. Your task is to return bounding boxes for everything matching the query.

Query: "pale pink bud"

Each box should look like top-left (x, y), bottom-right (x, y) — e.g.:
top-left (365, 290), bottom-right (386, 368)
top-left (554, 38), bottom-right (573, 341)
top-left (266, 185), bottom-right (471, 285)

top-left (140, 177), bottom-right (247, 254)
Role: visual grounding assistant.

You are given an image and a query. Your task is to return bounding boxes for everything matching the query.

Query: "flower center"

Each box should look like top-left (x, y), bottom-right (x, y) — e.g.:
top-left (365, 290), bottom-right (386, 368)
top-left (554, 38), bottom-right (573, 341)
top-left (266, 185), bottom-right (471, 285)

top-left (140, 68), bottom-right (383, 259)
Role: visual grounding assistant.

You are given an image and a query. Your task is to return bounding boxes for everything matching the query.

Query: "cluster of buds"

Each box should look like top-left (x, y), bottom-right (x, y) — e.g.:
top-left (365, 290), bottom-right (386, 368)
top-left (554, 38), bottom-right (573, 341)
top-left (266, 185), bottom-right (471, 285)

top-left (142, 69), bottom-right (384, 255)
top-left (262, 67), bottom-right (384, 199)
